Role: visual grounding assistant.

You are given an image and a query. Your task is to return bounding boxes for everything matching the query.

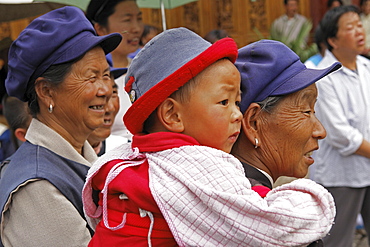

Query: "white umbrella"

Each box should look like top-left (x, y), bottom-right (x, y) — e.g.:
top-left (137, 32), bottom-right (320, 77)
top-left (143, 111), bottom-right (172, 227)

top-left (137, 0), bottom-right (197, 30)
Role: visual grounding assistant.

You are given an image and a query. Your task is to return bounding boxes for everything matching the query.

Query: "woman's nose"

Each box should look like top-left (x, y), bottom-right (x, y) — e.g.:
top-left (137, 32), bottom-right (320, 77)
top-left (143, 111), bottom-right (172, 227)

top-left (313, 116), bottom-right (327, 140)
top-left (97, 78), bottom-right (113, 99)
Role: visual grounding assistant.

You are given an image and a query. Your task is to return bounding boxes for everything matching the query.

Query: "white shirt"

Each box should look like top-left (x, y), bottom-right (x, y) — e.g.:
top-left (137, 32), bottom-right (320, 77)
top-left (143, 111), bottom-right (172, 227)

top-left (109, 74), bottom-right (133, 145)
top-left (311, 50), bottom-right (370, 187)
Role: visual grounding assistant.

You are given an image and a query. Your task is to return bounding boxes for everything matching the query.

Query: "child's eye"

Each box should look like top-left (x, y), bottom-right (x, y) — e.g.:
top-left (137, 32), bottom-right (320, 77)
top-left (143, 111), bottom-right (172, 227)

top-left (220, 99), bottom-right (228, 105)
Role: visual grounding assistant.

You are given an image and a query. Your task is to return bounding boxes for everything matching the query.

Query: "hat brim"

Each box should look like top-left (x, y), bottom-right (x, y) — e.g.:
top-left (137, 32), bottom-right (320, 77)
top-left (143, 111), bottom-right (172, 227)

top-left (124, 37), bottom-right (238, 134)
top-left (28, 32), bottom-right (122, 90)
top-left (262, 62), bottom-right (342, 99)
top-left (111, 67), bottom-right (127, 79)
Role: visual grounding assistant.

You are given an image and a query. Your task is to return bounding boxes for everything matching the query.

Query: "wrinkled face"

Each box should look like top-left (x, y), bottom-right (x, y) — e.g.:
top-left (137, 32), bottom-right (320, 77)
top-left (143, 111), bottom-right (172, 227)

top-left (179, 59), bottom-right (242, 153)
top-left (285, 0), bottom-right (298, 18)
top-left (88, 79), bottom-right (120, 143)
top-left (258, 84), bottom-right (326, 180)
top-left (51, 46), bottom-right (112, 137)
top-left (330, 11), bottom-right (365, 55)
top-left (105, 0), bottom-right (144, 56)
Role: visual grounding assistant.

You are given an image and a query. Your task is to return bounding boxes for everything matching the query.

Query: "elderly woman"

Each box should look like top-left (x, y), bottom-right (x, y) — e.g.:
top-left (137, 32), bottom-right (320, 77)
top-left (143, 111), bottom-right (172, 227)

top-left (86, 0), bottom-right (144, 145)
top-left (0, 7), bottom-right (121, 246)
top-left (232, 40), bottom-right (341, 245)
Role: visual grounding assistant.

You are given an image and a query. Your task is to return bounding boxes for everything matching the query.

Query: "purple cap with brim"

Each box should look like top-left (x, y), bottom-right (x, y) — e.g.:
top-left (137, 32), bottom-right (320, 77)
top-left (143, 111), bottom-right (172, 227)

top-left (5, 6), bottom-right (122, 102)
top-left (235, 39), bottom-right (342, 113)
top-left (111, 67), bottom-right (128, 79)
top-left (106, 57), bottom-right (127, 79)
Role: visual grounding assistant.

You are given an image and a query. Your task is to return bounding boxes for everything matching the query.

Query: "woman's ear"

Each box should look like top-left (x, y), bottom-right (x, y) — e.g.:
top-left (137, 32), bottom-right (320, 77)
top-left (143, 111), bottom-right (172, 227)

top-left (157, 98), bottom-right (184, 133)
top-left (94, 23), bottom-right (108, 36)
top-left (242, 103), bottom-right (261, 145)
top-left (34, 77), bottom-right (54, 112)
top-left (327, 37), bottom-right (338, 50)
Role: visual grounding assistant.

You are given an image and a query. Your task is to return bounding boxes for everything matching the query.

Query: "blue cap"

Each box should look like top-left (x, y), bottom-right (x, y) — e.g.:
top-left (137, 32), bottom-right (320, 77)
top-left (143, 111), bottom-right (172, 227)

top-left (123, 27), bottom-right (238, 134)
top-left (235, 40), bottom-right (342, 113)
top-left (106, 57), bottom-right (127, 79)
top-left (111, 67), bottom-right (128, 79)
top-left (6, 6), bottom-right (122, 101)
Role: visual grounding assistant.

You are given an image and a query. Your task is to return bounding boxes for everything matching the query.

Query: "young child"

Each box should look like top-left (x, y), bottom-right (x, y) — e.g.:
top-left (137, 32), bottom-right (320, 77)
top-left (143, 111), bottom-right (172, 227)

top-left (83, 27), bottom-right (336, 246)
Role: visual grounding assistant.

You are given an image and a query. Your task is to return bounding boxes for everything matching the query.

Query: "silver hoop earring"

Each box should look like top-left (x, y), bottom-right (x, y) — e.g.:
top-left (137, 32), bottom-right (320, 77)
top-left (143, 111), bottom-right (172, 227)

top-left (48, 104), bottom-right (53, 113)
top-left (254, 138), bottom-right (259, 149)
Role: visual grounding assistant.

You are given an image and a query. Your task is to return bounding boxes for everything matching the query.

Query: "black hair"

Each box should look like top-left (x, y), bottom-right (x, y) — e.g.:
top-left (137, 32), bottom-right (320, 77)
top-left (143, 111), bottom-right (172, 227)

top-left (314, 24), bottom-right (325, 53)
top-left (86, 0), bottom-right (131, 27)
top-left (327, 0), bottom-right (343, 8)
top-left (284, 0), bottom-right (298, 5)
top-left (2, 94), bottom-right (30, 131)
top-left (140, 24), bottom-right (160, 46)
top-left (320, 5), bottom-right (360, 51)
top-left (2, 94), bottom-right (31, 149)
top-left (204, 29), bottom-right (229, 44)
top-left (361, 0), bottom-right (370, 7)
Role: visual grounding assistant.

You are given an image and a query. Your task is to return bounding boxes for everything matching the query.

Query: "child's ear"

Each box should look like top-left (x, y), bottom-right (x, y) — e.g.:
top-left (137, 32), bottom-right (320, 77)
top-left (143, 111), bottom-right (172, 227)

top-left (157, 98), bottom-right (184, 133)
top-left (14, 128), bottom-right (27, 142)
top-left (242, 103), bottom-right (261, 145)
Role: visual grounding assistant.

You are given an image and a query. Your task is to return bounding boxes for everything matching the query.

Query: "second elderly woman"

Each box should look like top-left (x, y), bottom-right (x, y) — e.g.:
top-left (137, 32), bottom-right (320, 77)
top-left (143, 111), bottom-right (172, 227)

top-left (232, 39), bottom-right (341, 245)
top-left (0, 7), bottom-right (121, 246)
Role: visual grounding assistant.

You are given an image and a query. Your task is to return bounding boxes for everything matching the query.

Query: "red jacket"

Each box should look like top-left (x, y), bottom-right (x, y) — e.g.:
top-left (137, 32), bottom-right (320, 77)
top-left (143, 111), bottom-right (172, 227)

top-left (88, 133), bottom-right (198, 246)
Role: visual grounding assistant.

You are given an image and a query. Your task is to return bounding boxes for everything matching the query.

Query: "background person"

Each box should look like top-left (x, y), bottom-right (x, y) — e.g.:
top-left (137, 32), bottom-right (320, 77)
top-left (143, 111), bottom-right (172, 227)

top-left (304, 24), bottom-right (327, 68)
top-left (83, 27), bottom-right (336, 246)
top-left (311, 5), bottom-right (370, 246)
top-left (360, 0), bottom-right (370, 57)
top-left (270, 0), bottom-right (312, 54)
top-left (204, 29), bottom-right (229, 43)
top-left (0, 6), bottom-right (121, 246)
top-left (129, 24), bottom-right (160, 58)
top-left (140, 24), bottom-right (160, 46)
top-left (86, 0), bottom-right (144, 145)
top-left (0, 94), bottom-right (31, 161)
top-left (88, 66), bottom-right (127, 155)
top-left (327, 0), bottom-right (343, 10)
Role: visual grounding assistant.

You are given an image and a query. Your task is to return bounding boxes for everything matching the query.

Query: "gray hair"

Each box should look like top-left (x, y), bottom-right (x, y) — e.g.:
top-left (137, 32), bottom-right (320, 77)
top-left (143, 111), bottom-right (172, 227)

top-left (27, 61), bottom-right (75, 117)
top-left (255, 96), bottom-right (283, 113)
